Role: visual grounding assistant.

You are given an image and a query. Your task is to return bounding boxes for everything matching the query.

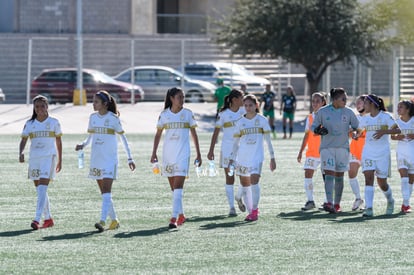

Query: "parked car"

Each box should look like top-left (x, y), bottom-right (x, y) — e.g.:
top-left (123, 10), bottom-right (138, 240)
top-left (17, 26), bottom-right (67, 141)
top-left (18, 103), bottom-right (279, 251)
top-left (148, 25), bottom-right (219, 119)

top-left (0, 88), bottom-right (5, 103)
top-left (113, 66), bottom-right (216, 102)
top-left (30, 68), bottom-right (144, 104)
top-left (184, 62), bottom-right (271, 96)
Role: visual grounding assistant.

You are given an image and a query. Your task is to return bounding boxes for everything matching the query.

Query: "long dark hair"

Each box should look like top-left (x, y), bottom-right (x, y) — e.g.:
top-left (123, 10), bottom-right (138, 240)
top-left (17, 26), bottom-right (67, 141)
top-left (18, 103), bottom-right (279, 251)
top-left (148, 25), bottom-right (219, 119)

top-left (164, 87), bottom-right (183, 110)
top-left (30, 95), bottom-right (48, 122)
top-left (399, 100), bottom-right (414, 117)
top-left (366, 94), bottom-right (386, 111)
top-left (220, 89), bottom-right (244, 112)
top-left (243, 94), bottom-right (260, 113)
top-left (96, 90), bottom-right (119, 116)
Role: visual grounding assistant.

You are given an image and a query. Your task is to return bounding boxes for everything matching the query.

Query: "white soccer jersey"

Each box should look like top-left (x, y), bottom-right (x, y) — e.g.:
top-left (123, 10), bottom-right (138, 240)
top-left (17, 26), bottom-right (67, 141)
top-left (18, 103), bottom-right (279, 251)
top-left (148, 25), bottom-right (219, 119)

top-left (359, 111), bottom-right (397, 159)
top-left (232, 113), bottom-right (271, 167)
top-left (157, 107), bottom-right (197, 166)
top-left (21, 116), bottom-right (62, 159)
top-left (395, 117), bottom-right (414, 164)
top-left (216, 108), bottom-right (245, 164)
top-left (87, 112), bottom-right (124, 169)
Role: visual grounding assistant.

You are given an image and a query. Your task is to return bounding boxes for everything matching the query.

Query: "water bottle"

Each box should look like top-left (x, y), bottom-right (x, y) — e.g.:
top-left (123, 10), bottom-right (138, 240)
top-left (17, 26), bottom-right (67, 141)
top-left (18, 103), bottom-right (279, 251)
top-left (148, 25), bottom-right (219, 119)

top-left (152, 161), bottom-right (160, 175)
top-left (78, 150), bottom-right (84, 169)
top-left (208, 160), bottom-right (216, 177)
top-left (228, 163), bottom-right (235, 176)
top-left (194, 160), bottom-right (202, 177)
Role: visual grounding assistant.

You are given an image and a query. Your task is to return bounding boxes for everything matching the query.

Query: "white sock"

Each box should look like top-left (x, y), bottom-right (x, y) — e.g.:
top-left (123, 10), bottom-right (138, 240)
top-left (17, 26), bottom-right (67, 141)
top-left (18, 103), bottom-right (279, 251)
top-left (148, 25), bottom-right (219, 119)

top-left (172, 189), bottom-right (183, 219)
top-left (108, 195), bottom-right (117, 221)
top-left (409, 183), bottom-right (413, 197)
top-left (43, 192), bottom-right (51, 220)
top-left (304, 178), bottom-right (314, 201)
top-left (35, 185), bottom-right (48, 222)
top-left (242, 186), bottom-right (253, 214)
top-left (251, 183), bottom-right (260, 210)
top-left (349, 177), bottom-right (361, 199)
top-left (100, 193), bottom-right (112, 222)
top-left (401, 177), bottom-right (410, 206)
top-left (225, 184), bottom-right (235, 209)
top-left (383, 184), bottom-right (393, 202)
top-left (236, 184), bottom-right (243, 200)
top-left (364, 186), bottom-right (375, 209)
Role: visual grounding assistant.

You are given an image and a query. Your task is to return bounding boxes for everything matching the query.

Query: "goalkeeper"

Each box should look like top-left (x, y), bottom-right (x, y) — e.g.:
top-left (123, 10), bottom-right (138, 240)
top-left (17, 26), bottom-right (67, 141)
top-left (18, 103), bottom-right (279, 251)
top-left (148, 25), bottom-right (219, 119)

top-left (311, 88), bottom-right (360, 214)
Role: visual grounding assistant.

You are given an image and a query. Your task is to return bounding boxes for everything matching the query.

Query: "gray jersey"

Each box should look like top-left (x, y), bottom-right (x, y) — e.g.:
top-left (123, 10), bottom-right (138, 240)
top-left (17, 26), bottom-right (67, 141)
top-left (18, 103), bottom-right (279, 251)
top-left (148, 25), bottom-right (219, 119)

top-left (311, 104), bottom-right (359, 150)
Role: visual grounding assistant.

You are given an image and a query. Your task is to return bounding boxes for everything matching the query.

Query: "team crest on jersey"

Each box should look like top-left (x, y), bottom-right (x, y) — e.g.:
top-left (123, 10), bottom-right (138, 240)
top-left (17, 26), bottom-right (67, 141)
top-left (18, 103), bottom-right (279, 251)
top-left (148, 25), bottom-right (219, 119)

top-left (45, 122), bottom-right (50, 130)
top-left (341, 115), bottom-right (348, 123)
top-left (104, 119), bottom-right (109, 127)
top-left (255, 118), bottom-right (260, 126)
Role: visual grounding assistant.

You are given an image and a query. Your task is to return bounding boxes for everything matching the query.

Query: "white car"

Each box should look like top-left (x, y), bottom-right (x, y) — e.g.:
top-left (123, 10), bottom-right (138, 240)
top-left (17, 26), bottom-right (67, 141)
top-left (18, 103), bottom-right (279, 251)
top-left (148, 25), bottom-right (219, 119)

top-left (0, 88), bottom-right (5, 103)
top-left (114, 66), bottom-right (216, 102)
top-left (184, 62), bottom-right (271, 96)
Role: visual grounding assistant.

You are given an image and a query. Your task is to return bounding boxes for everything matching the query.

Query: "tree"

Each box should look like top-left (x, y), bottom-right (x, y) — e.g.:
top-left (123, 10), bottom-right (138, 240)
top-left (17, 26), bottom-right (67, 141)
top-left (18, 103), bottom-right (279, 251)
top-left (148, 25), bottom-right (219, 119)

top-left (215, 0), bottom-right (412, 100)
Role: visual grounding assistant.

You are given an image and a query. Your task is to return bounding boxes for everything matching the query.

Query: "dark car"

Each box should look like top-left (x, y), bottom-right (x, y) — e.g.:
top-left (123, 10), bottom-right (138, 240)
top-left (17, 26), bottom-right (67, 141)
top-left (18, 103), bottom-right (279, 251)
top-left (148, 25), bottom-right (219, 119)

top-left (113, 66), bottom-right (216, 102)
top-left (30, 68), bottom-right (144, 104)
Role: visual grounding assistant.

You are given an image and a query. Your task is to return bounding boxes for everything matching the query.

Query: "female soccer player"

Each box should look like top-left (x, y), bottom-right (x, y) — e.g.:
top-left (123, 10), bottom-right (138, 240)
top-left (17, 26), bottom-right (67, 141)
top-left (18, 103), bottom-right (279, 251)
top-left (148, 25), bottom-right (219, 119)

top-left (75, 90), bottom-right (136, 232)
top-left (230, 94), bottom-right (276, 221)
top-left (297, 92), bottom-right (327, 211)
top-left (150, 87), bottom-right (202, 229)
top-left (359, 94), bottom-right (400, 217)
top-left (391, 100), bottom-right (414, 213)
top-left (280, 85), bottom-right (297, 139)
top-left (207, 89), bottom-right (245, 216)
top-left (348, 95), bottom-right (367, 211)
top-left (19, 95), bottom-right (62, 230)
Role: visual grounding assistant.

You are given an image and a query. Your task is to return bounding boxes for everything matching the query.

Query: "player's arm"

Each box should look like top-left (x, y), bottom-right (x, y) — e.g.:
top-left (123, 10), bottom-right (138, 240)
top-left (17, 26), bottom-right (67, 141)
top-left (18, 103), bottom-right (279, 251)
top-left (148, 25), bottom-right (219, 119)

top-left (75, 134), bottom-right (91, 151)
top-left (297, 132), bottom-right (309, 163)
top-left (151, 128), bottom-right (163, 163)
top-left (207, 127), bottom-right (220, 161)
top-left (19, 137), bottom-right (28, 163)
top-left (119, 133), bottom-right (135, 171)
top-left (264, 133), bottom-right (276, 172)
top-left (55, 136), bottom-right (62, 173)
top-left (191, 127), bottom-right (202, 166)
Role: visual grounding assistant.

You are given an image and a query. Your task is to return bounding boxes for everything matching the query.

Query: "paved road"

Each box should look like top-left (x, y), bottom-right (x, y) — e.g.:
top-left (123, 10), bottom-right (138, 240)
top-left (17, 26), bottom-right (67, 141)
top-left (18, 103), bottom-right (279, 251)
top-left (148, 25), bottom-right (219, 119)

top-left (0, 102), bottom-right (309, 134)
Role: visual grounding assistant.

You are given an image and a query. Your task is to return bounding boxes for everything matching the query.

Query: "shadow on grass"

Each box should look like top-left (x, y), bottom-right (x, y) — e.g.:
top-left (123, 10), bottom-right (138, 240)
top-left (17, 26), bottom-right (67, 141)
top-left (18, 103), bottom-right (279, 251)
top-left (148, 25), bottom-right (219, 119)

top-left (276, 209), bottom-right (362, 222)
top-left (333, 212), bottom-right (405, 223)
top-left (40, 231), bottom-right (99, 241)
top-left (113, 227), bottom-right (169, 238)
top-left (199, 220), bottom-right (253, 230)
top-left (0, 229), bottom-right (33, 237)
top-left (186, 215), bottom-right (228, 223)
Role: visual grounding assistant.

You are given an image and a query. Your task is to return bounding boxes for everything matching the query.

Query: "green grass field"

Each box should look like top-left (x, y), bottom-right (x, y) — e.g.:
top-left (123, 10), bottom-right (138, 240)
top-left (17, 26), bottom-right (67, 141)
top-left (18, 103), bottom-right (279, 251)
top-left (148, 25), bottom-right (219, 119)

top-left (1, 133), bottom-right (414, 274)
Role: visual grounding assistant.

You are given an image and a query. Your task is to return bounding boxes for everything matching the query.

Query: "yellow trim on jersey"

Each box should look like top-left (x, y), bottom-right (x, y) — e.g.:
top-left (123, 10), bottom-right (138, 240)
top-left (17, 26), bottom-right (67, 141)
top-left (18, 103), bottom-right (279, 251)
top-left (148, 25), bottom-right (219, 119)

top-left (223, 122), bottom-right (235, 128)
top-left (163, 122), bottom-right (191, 129)
top-left (237, 127), bottom-right (265, 137)
top-left (88, 128), bottom-right (116, 135)
top-left (29, 131), bottom-right (57, 139)
top-left (365, 125), bottom-right (389, 131)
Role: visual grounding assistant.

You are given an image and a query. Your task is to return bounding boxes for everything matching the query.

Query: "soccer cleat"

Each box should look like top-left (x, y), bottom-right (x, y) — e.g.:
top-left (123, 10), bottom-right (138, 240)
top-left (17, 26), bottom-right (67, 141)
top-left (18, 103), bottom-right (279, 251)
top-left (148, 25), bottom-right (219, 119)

top-left (323, 202), bottom-right (336, 213)
top-left (109, 220), bottom-right (120, 230)
top-left (386, 199), bottom-right (394, 215)
top-left (168, 218), bottom-right (177, 229)
top-left (235, 196), bottom-right (246, 212)
top-left (301, 201), bottom-right (316, 211)
top-left (177, 214), bottom-right (186, 226)
top-left (362, 208), bottom-right (374, 217)
top-left (244, 213), bottom-right (257, 222)
top-left (31, 220), bottom-right (39, 230)
top-left (252, 208), bottom-right (259, 220)
top-left (334, 204), bottom-right (342, 213)
top-left (95, 221), bottom-right (105, 232)
top-left (401, 204), bottom-right (412, 214)
top-left (228, 208), bottom-right (237, 217)
top-left (42, 218), bottom-right (54, 228)
top-left (352, 198), bottom-right (364, 211)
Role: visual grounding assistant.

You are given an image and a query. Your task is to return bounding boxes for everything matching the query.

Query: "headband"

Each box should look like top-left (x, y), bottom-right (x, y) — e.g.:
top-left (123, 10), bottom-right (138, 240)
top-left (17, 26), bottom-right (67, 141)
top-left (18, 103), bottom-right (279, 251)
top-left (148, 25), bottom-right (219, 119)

top-left (366, 95), bottom-right (379, 107)
top-left (97, 92), bottom-right (110, 103)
